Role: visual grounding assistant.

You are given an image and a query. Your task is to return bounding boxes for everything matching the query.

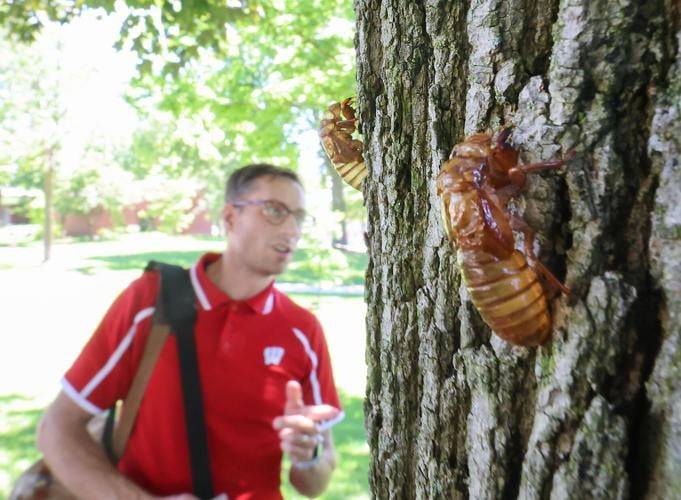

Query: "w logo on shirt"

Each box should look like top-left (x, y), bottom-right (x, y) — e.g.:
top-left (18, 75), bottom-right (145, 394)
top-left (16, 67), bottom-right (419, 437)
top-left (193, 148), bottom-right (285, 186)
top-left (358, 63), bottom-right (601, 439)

top-left (263, 346), bottom-right (285, 366)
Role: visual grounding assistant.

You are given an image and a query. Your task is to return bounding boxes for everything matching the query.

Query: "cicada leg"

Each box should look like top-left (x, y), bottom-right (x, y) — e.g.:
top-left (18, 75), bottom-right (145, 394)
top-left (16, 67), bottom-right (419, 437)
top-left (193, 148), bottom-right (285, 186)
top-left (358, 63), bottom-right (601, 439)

top-left (334, 119), bottom-right (358, 131)
top-left (496, 127), bottom-right (513, 145)
top-left (501, 150), bottom-right (575, 198)
top-left (510, 215), bottom-right (571, 296)
top-left (523, 156), bottom-right (572, 173)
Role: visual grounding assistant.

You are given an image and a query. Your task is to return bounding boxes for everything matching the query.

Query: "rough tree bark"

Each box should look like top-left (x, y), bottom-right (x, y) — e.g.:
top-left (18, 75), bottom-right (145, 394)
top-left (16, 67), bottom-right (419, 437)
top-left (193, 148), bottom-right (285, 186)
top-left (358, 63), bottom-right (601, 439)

top-left (355, 0), bottom-right (679, 498)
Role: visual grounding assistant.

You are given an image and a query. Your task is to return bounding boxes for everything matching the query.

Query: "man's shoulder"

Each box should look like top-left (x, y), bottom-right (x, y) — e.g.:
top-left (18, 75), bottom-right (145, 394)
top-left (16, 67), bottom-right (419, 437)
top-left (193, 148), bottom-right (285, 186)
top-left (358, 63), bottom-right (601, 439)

top-left (112, 266), bottom-right (161, 314)
top-left (272, 287), bottom-right (320, 328)
top-left (131, 266), bottom-right (162, 295)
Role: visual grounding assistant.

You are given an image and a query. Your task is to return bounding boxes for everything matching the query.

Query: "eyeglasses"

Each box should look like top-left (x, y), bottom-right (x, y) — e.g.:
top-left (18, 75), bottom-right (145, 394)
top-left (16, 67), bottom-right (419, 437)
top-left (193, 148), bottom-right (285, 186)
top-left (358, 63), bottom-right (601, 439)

top-left (230, 199), bottom-right (315, 227)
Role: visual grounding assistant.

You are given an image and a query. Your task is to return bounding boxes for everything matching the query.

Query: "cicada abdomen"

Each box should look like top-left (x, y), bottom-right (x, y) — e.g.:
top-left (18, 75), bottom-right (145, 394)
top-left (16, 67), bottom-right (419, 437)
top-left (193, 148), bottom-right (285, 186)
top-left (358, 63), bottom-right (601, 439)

top-left (437, 129), bottom-right (571, 346)
top-left (319, 97), bottom-right (367, 190)
top-left (458, 249), bottom-right (551, 345)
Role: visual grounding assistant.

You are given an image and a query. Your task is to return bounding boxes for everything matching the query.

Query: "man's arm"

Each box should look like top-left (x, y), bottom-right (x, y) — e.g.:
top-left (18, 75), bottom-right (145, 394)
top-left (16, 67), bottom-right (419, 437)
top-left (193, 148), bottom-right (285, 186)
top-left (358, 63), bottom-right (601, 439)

top-left (37, 391), bottom-right (196, 500)
top-left (272, 381), bottom-right (340, 498)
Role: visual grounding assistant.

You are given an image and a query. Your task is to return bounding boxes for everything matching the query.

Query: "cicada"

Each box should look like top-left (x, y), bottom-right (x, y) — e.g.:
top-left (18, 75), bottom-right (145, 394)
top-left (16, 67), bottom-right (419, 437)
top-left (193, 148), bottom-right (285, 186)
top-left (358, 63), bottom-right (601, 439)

top-left (319, 97), bottom-right (367, 190)
top-left (437, 129), bottom-right (572, 346)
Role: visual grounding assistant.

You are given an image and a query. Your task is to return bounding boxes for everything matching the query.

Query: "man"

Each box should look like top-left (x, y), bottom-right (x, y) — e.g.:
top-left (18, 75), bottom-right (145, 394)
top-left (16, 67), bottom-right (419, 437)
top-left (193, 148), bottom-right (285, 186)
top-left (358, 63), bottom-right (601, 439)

top-left (37, 164), bottom-right (344, 499)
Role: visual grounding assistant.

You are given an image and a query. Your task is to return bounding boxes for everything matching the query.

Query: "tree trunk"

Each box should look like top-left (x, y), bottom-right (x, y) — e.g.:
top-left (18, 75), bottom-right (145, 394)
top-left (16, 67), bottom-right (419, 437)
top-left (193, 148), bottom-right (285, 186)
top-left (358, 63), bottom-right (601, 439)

top-left (355, 0), bottom-right (679, 498)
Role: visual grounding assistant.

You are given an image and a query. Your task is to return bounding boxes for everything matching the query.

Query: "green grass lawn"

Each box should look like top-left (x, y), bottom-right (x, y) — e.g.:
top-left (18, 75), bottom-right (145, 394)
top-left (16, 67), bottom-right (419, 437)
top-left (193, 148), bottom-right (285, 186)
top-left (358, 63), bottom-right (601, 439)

top-left (0, 234), bottom-right (369, 499)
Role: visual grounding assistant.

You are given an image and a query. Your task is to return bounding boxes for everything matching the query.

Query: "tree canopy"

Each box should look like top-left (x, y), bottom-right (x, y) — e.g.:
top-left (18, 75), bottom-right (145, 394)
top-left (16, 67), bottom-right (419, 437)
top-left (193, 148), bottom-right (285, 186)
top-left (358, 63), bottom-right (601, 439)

top-left (2, 0), bottom-right (356, 172)
top-left (1, 0), bottom-right (359, 241)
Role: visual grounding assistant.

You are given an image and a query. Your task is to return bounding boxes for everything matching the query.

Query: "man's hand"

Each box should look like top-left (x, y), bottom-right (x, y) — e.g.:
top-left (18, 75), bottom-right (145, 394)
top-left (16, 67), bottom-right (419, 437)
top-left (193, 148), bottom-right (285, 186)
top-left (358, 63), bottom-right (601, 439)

top-left (272, 381), bottom-right (339, 465)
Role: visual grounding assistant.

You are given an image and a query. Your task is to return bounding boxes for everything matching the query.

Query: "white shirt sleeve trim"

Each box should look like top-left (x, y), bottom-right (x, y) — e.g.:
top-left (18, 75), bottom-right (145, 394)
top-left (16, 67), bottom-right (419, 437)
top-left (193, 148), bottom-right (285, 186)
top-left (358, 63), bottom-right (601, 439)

top-left (291, 327), bottom-right (322, 405)
top-left (318, 410), bottom-right (345, 432)
top-left (61, 377), bottom-right (103, 414)
top-left (81, 307), bottom-right (154, 399)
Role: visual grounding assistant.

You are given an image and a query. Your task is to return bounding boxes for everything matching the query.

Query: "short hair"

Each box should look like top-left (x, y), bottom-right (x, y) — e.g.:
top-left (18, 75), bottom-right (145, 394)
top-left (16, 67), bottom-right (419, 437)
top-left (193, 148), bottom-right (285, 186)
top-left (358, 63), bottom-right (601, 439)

top-left (225, 163), bottom-right (302, 202)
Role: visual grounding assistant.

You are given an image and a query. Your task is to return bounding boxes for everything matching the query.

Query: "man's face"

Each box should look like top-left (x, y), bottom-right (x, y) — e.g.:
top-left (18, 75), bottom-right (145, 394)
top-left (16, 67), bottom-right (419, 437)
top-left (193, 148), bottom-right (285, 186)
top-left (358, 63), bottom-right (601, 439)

top-left (223, 176), bottom-right (305, 278)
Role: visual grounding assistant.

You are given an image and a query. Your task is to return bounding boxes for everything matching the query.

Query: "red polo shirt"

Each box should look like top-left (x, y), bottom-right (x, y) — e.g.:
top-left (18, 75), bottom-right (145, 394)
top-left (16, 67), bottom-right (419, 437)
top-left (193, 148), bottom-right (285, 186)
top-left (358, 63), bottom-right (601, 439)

top-left (62, 253), bottom-right (344, 499)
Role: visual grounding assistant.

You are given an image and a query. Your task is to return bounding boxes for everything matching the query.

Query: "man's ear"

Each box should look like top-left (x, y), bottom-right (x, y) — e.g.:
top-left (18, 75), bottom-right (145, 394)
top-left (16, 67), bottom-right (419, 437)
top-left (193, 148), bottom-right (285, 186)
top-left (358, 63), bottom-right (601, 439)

top-left (222, 204), bottom-right (235, 232)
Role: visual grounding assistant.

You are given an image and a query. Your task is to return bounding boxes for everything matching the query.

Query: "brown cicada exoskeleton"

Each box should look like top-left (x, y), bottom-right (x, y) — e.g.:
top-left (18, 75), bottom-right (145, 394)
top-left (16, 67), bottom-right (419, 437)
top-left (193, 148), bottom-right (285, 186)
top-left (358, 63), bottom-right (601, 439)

top-left (319, 97), bottom-right (367, 190)
top-left (437, 129), bottom-right (572, 346)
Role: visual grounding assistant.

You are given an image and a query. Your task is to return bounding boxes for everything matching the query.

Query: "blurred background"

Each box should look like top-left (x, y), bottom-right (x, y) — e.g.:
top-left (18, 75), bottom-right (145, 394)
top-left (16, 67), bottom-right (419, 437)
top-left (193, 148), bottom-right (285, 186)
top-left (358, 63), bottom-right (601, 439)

top-left (0, 1), bottom-right (368, 498)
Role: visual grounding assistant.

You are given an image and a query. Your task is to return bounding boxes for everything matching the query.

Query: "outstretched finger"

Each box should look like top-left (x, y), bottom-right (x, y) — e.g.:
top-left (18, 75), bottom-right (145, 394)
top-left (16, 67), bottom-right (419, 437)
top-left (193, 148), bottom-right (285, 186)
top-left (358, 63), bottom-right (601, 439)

top-left (273, 405), bottom-right (340, 430)
top-left (284, 380), bottom-right (304, 415)
top-left (301, 404), bottom-right (340, 423)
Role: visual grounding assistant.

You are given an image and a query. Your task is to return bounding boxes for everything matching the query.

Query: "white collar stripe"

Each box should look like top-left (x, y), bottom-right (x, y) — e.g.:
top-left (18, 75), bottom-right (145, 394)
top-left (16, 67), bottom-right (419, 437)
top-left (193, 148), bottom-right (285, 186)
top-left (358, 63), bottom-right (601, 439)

top-left (262, 293), bottom-right (274, 315)
top-left (190, 262), bottom-right (211, 310)
top-left (61, 377), bottom-right (103, 414)
top-left (81, 307), bottom-right (155, 398)
top-left (291, 327), bottom-right (322, 405)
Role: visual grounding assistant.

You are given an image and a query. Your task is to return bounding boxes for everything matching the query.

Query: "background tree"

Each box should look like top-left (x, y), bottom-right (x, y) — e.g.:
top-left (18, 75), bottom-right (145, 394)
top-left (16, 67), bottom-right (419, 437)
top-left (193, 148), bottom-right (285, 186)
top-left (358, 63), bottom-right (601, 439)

top-left (55, 142), bottom-right (135, 239)
top-left (355, 0), bottom-right (680, 498)
top-left (0, 32), bottom-right (65, 261)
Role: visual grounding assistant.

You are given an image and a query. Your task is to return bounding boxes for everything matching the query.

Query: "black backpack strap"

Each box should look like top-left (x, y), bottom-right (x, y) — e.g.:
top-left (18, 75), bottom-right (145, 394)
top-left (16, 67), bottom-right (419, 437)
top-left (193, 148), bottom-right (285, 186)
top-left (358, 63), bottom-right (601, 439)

top-left (146, 261), bottom-right (214, 499)
top-left (102, 403), bottom-right (117, 462)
